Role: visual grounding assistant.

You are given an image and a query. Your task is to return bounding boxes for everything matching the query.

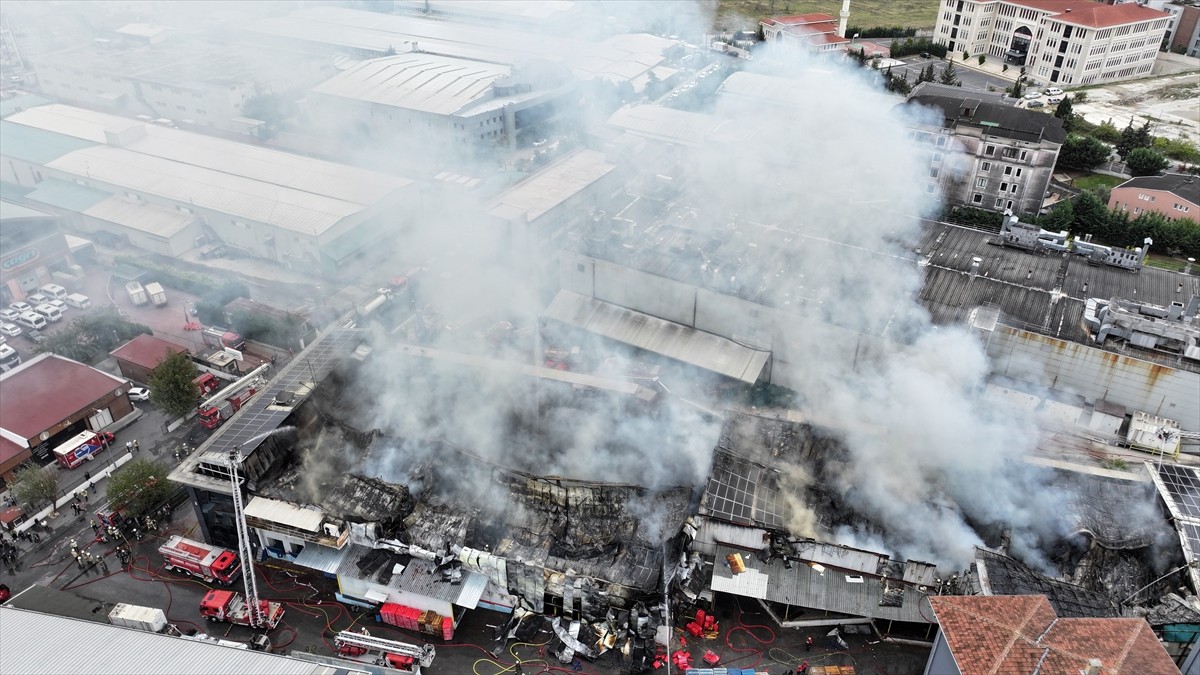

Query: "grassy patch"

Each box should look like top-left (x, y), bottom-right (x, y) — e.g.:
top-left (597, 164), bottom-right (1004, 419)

top-left (716, 0), bottom-right (939, 30)
top-left (1073, 174), bottom-right (1124, 191)
top-left (1101, 457), bottom-right (1129, 472)
top-left (1144, 254), bottom-right (1197, 273)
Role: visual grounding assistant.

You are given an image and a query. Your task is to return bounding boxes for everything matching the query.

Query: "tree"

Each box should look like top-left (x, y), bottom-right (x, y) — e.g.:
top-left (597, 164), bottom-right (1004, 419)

top-left (106, 459), bottom-right (173, 518)
top-left (1116, 120), bottom-right (1153, 160)
top-left (1057, 134), bottom-right (1110, 171)
top-left (148, 351), bottom-right (200, 418)
top-left (1072, 191), bottom-right (1109, 237)
top-left (978, 54), bottom-right (986, 65)
top-left (1053, 96), bottom-right (1076, 133)
top-left (940, 61), bottom-right (959, 86)
top-left (1092, 119), bottom-right (1121, 144)
top-left (1010, 78), bottom-right (1023, 99)
top-left (1126, 147), bottom-right (1169, 176)
top-left (1039, 200), bottom-right (1074, 232)
top-left (962, 50), bottom-right (970, 61)
top-left (38, 308), bottom-right (151, 364)
top-left (11, 464), bottom-right (58, 509)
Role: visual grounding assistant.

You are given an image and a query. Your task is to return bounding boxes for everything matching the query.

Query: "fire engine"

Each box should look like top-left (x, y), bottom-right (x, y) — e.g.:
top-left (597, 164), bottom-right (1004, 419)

top-left (197, 364), bottom-right (269, 430)
top-left (194, 372), bottom-right (220, 397)
top-left (199, 589), bottom-right (284, 629)
top-left (159, 535), bottom-right (241, 585)
top-left (52, 431), bottom-right (116, 470)
top-left (334, 630), bottom-right (436, 674)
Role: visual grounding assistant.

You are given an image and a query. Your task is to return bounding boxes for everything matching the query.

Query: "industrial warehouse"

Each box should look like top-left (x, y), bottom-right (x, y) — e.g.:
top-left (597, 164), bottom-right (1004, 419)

top-left (1, 0), bottom-right (1198, 673)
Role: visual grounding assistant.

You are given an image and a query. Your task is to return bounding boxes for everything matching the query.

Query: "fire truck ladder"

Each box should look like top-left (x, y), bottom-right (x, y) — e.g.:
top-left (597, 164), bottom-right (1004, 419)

top-left (334, 631), bottom-right (436, 668)
top-left (227, 447), bottom-right (264, 628)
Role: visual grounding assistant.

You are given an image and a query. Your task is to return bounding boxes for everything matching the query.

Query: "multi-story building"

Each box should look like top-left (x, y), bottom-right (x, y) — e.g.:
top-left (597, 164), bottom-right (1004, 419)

top-left (933, 0), bottom-right (1171, 85)
top-left (906, 92), bottom-right (1067, 215)
top-left (1108, 173), bottom-right (1200, 221)
top-left (0, 200), bottom-right (74, 306)
top-left (1165, 2), bottom-right (1200, 56)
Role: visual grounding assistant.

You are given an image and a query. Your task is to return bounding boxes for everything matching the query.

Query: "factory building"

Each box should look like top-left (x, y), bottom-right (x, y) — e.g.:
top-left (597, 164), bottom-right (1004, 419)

top-left (0, 101), bottom-right (418, 276)
top-left (0, 199), bottom-right (76, 306)
top-left (933, 0), bottom-right (1171, 86)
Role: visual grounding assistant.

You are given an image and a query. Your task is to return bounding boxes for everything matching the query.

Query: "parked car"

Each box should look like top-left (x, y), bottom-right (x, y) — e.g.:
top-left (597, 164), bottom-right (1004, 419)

top-left (0, 309), bottom-right (19, 322)
top-left (26, 293), bottom-right (48, 305)
top-left (46, 299), bottom-right (67, 312)
top-left (1024, 91), bottom-right (1042, 100)
top-left (128, 387), bottom-right (151, 401)
top-left (1046, 96), bottom-right (1063, 104)
top-left (40, 283), bottom-right (67, 300)
top-left (14, 312), bottom-right (45, 330)
top-left (8, 301), bottom-right (32, 313)
top-left (1046, 87), bottom-right (1064, 96)
top-left (33, 304), bottom-right (62, 323)
top-left (1027, 100), bottom-right (1045, 108)
top-left (0, 323), bottom-right (22, 338)
top-left (26, 328), bottom-right (45, 344)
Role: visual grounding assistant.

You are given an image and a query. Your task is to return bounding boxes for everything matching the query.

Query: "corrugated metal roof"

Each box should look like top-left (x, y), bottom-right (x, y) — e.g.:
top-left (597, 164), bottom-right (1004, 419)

top-left (0, 120), bottom-right (96, 164)
top-left (712, 545), bottom-right (935, 624)
top-left (24, 179), bottom-right (112, 213)
top-left (0, 606), bottom-right (345, 674)
top-left (84, 195), bottom-right (197, 238)
top-left (487, 149), bottom-right (617, 223)
top-left (244, 497), bottom-right (325, 532)
top-left (544, 290), bottom-right (770, 383)
top-left (312, 54), bottom-right (508, 115)
top-left (292, 543), bottom-right (351, 575)
top-left (5, 104), bottom-right (413, 236)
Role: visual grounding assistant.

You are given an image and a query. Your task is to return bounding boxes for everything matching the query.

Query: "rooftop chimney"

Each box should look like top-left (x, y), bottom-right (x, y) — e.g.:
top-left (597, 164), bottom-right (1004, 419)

top-left (1083, 659), bottom-right (1102, 675)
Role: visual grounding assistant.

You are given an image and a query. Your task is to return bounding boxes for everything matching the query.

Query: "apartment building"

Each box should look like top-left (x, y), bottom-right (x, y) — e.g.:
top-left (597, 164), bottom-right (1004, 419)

top-left (934, 0), bottom-right (1171, 85)
top-left (1108, 173), bottom-right (1200, 221)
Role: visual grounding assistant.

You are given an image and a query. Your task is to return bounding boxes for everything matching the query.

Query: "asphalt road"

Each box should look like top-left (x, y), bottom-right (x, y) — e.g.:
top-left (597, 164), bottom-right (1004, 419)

top-left (890, 55), bottom-right (1016, 93)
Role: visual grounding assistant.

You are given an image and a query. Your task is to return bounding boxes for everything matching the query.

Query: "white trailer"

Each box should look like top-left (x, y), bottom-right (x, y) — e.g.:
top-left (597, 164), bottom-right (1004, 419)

top-left (108, 603), bottom-right (169, 633)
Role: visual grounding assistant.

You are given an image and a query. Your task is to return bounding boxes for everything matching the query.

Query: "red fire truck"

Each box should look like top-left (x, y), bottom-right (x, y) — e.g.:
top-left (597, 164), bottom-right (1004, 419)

top-left (159, 535), bottom-right (241, 585)
top-left (52, 431), bottom-right (116, 470)
top-left (200, 589), bottom-right (284, 628)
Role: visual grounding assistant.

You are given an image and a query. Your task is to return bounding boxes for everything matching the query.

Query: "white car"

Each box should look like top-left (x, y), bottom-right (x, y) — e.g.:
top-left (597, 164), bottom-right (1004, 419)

top-left (0, 309), bottom-right (19, 322)
top-left (1045, 87), bottom-right (1064, 96)
top-left (9, 301), bottom-right (32, 313)
top-left (47, 299), bottom-right (67, 312)
top-left (0, 323), bottom-right (21, 338)
top-left (128, 387), bottom-right (151, 401)
top-left (1024, 91), bottom-right (1042, 100)
top-left (26, 292), bottom-right (48, 305)
top-left (1046, 96), bottom-right (1063, 104)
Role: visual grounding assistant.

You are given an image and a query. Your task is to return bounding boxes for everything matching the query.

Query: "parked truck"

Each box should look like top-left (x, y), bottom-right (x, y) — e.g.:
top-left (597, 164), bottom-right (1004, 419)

top-left (194, 372), bottom-right (220, 397)
top-left (51, 430), bottom-right (116, 470)
top-left (199, 589), bottom-right (284, 628)
top-left (109, 603), bottom-right (169, 632)
top-left (145, 282), bottom-right (167, 307)
top-left (159, 535), bottom-right (241, 585)
top-left (125, 281), bottom-right (148, 306)
top-left (201, 326), bottom-right (245, 351)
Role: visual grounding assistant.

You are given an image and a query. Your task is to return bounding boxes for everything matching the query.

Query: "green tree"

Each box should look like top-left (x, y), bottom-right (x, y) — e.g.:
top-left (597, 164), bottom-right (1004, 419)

top-left (1072, 191), bottom-right (1110, 237)
top-left (11, 464), bottom-right (59, 509)
top-left (148, 351), bottom-right (200, 418)
top-left (38, 308), bottom-right (152, 364)
top-left (1126, 147), bottom-right (1169, 176)
top-left (1116, 120), bottom-right (1153, 160)
top-left (1010, 78), bottom-right (1023, 99)
top-left (1053, 96), bottom-right (1076, 132)
top-left (1039, 200), bottom-right (1074, 232)
top-left (940, 61), bottom-right (959, 86)
top-left (978, 54), bottom-right (986, 65)
top-left (1092, 119), bottom-right (1121, 143)
top-left (1057, 134), bottom-right (1110, 171)
top-left (232, 310), bottom-right (306, 349)
top-left (106, 459), bottom-right (173, 518)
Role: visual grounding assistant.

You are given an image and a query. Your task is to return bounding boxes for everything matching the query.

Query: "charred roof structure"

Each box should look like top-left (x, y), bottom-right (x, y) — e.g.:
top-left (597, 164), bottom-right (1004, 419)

top-left (971, 548), bottom-right (1120, 618)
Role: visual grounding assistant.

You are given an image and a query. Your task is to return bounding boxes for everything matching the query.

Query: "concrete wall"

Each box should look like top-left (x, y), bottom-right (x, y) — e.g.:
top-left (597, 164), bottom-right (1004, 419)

top-left (986, 325), bottom-right (1200, 430)
top-left (1152, 50), bottom-right (1200, 74)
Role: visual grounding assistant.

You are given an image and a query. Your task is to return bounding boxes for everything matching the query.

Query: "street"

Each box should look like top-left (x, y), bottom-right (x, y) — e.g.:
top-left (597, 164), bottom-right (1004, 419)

top-left (889, 54), bottom-right (1017, 93)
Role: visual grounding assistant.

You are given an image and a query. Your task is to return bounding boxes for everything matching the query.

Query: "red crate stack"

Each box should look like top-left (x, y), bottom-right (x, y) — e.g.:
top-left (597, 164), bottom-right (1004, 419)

top-left (441, 614), bottom-right (454, 641)
top-left (379, 602), bottom-right (422, 631)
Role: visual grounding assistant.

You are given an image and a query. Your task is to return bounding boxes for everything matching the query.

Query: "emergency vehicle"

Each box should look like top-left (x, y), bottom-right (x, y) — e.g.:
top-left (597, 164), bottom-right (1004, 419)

top-left (159, 535), bottom-right (241, 585)
top-left (52, 431), bottom-right (116, 469)
top-left (199, 589), bottom-right (284, 628)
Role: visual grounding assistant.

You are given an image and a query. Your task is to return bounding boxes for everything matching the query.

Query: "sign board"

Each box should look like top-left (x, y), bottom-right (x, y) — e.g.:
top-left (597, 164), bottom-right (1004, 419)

top-left (224, 346), bottom-right (244, 362)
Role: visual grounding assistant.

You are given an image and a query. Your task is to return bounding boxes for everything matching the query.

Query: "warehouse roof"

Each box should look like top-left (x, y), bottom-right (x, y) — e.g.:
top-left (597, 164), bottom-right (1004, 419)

top-left (109, 334), bottom-right (189, 371)
top-left (0, 199), bottom-right (54, 221)
top-left (0, 120), bottom-right (96, 165)
top-left (0, 606), bottom-right (358, 675)
top-left (544, 290), bottom-right (770, 383)
top-left (0, 354), bottom-right (127, 439)
top-left (311, 54), bottom-right (511, 116)
top-left (487, 149), bottom-right (617, 223)
top-left (84, 195), bottom-right (198, 239)
top-left (4, 104), bottom-right (413, 236)
top-left (24, 179), bottom-right (112, 213)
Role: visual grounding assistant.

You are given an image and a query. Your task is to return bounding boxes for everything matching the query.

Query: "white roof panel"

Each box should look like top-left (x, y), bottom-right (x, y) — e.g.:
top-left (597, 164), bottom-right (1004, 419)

top-left (0, 606), bottom-right (349, 675)
top-left (313, 54), bottom-right (509, 115)
top-left (487, 149), bottom-right (617, 222)
top-left (244, 496), bottom-right (325, 532)
top-left (83, 196), bottom-right (197, 238)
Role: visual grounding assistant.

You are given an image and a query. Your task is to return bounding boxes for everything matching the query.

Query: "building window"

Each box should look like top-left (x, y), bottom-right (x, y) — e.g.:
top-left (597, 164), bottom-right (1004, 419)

top-left (973, 193), bottom-right (984, 204)
top-left (995, 197), bottom-right (1004, 207)
top-left (937, 136), bottom-right (947, 147)
top-left (1000, 182), bottom-right (1009, 192)
top-left (929, 167), bottom-right (940, 178)
top-left (933, 153), bottom-right (944, 163)
top-left (1010, 183), bottom-right (1019, 193)
top-left (1006, 200), bottom-right (1014, 209)
top-left (1174, 204), bottom-right (1189, 212)
top-left (981, 161), bottom-right (991, 171)
top-left (976, 177), bottom-right (987, 188)
top-left (1004, 166), bottom-right (1013, 175)
top-left (985, 145), bottom-right (996, 156)
top-left (1015, 168), bottom-right (1023, 177)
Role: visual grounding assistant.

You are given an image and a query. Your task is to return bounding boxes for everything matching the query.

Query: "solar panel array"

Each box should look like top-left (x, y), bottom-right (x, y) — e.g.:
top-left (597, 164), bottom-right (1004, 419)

top-left (1151, 463), bottom-right (1200, 596)
top-left (700, 451), bottom-right (786, 529)
top-left (208, 330), bottom-right (364, 461)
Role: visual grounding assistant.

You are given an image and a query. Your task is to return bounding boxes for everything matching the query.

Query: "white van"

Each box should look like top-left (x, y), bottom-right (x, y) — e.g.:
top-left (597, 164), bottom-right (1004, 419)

top-left (40, 283), bottom-right (68, 300)
top-left (15, 311), bottom-right (46, 330)
top-left (34, 304), bottom-right (62, 322)
top-left (64, 293), bottom-right (91, 309)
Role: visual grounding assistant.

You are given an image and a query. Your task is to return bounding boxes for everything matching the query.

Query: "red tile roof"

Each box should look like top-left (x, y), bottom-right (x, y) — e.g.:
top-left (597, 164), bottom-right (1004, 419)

top-left (110, 333), bottom-right (189, 370)
top-left (782, 22), bottom-right (839, 37)
top-left (929, 595), bottom-right (1178, 674)
top-left (1008, 0), bottom-right (1170, 28)
top-left (763, 13), bottom-right (836, 26)
top-left (0, 354), bottom-right (127, 439)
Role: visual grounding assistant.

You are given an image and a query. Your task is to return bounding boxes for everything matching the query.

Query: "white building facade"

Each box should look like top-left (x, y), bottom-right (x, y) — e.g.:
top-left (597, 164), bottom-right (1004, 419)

top-left (934, 0), bottom-right (1171, 85)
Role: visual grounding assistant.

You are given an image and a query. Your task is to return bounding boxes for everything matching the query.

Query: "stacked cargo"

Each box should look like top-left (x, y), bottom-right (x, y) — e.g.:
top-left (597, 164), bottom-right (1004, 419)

top-left (441, 614), bottom-right (454, 641)
top-left (380, 602), bottom-right (422, 631)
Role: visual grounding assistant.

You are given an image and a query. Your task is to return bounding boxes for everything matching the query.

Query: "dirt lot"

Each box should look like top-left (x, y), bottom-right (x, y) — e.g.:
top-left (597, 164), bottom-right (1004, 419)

top-left (1074, 73), bottom-right (1200, 146)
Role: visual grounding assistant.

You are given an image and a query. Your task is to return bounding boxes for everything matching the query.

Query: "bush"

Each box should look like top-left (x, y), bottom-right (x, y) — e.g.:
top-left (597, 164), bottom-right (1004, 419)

top-left (1091, 119), bottom-right (1121, 144)
top-left (1152, 136), bottom-right (1200, 163)
top-left (1057, 134), bottom-right (1110, 171)
top-left (889, 38), bottom-right (947, 59)
top-left (1126, 147), bottom-right (1170, 176)
top-left (113, 256), bottom-right (219, 296)
top-left (978, 54), bottom-right (986, 65)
